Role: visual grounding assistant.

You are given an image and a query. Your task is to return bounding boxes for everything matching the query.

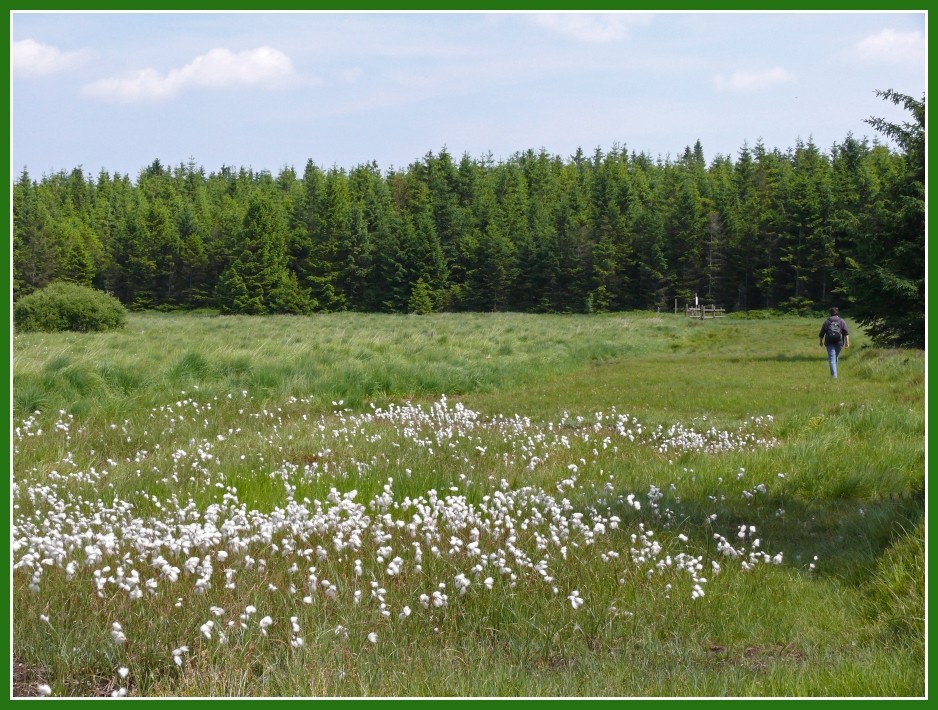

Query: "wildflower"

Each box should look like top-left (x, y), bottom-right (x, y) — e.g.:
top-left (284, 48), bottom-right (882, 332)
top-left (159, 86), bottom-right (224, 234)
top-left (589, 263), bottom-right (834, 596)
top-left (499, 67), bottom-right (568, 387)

top-left (200, 621), bottom-right (214, 640)
top-left (259, 616), bottom-right (273, 635)
top-left (454, 573), bottom-right (471, 595)
top-left (110, 622), bottom-right (127, 645)
top-left (368, 632), bottom-right (378, 644)
top-left (111, 688), bottom-right (128, 697)
top-left (567, 590), bottom-right (584, 610)
top-left (172, 646), bottom-right (189, 667)
top-left (36, 684), bottom-right (52, 696)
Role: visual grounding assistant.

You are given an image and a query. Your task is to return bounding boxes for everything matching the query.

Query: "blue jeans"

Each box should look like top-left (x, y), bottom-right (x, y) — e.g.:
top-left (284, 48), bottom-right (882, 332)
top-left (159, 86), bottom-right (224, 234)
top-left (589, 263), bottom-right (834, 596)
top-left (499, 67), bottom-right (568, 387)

top-left (826, 344), bottom-right (842, 378)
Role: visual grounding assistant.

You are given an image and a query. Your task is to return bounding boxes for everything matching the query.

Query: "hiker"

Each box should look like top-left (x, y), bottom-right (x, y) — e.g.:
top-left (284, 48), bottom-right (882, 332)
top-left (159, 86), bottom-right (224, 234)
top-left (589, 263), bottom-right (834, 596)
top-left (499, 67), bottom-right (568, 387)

top-left (819, 307), bottom-right (849, 378)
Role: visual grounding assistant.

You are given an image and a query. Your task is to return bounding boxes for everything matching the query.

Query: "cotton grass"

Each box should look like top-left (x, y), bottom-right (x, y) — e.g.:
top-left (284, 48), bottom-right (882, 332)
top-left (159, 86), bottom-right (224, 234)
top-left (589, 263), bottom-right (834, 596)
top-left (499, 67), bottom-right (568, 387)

top-left (13, 392), bottom-right (787, 696)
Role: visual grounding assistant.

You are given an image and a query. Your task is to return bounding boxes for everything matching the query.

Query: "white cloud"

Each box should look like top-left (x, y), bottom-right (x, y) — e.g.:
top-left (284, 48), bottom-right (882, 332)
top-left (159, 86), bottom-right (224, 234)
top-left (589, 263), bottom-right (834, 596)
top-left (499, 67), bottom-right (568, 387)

top-left (713, 67), bottom-right (793, 93)
top-left (529, 12), bottom-right (653, 43)
top-left (82, 46), bottom-right (298, 103)
top-left (854, 29), bottom-right (925, 64)
top-left (13, 39), bottom-right (90, 77)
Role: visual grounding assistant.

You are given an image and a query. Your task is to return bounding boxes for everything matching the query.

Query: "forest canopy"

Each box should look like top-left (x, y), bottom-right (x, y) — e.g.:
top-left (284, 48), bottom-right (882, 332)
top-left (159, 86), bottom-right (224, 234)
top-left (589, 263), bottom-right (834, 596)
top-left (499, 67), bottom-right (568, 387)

top-left (12, 93), bottom-right (925, 346)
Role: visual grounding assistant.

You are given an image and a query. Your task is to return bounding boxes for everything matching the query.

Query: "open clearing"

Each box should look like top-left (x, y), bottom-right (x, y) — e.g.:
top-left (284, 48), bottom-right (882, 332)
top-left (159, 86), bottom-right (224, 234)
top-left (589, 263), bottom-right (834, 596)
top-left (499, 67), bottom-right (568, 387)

top-left (11, 312), bottom-right (925, 697)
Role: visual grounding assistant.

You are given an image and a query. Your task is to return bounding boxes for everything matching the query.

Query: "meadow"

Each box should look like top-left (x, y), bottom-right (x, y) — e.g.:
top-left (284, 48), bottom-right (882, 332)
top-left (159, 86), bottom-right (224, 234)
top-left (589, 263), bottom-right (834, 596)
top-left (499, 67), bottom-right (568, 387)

top-left (11, 311), bottom-right (925, 697)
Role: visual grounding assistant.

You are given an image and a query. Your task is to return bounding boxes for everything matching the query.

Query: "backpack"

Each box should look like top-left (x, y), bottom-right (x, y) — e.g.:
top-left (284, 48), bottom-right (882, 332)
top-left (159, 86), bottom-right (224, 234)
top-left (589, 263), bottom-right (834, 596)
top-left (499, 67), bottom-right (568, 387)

top-left (826, 318), bottom-right (843, 345)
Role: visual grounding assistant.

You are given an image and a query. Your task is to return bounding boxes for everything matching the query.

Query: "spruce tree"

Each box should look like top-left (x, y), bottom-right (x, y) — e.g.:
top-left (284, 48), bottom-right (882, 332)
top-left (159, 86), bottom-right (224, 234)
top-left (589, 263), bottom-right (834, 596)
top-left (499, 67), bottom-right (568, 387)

top-left (844, 91), bottom-right (925, 347)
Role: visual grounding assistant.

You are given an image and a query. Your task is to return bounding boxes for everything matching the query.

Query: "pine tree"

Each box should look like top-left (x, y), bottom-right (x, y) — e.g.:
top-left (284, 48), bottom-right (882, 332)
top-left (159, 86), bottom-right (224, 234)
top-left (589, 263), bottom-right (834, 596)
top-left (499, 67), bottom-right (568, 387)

top-left (58, 219), bottom-right (96, 286)
top-left (307, 167), bottom-right (351, 311)
top-left (402, 175), bottom-right (448, 308)
top-left (407, 277), bottom-right (434, 314)
top-left (779, 138), bottom-right (832, 312)
top-left (216, 192), bottom-right (309, 314)
top-left (844, 91), bottom-right (925, 347)
top-left (12, 168), bottom-right (51, 298)
top-left (349, 161), bottom-right (398, 311)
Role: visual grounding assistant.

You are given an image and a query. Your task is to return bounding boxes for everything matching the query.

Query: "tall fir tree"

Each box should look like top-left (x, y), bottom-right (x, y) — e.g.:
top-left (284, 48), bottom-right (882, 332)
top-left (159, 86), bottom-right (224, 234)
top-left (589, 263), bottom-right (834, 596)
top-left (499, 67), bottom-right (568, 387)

top-left (216, 192), bottom-right (309, 314)
top-left (844, 91), bottom-right (925, 347)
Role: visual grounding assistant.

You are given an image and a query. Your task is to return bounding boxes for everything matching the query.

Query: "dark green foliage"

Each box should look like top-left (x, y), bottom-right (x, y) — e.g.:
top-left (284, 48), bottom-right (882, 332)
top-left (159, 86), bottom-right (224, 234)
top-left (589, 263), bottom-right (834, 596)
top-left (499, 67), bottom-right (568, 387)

top-left (13, 282), bottom-right (127, 333)
top-left (10, 99), bottom-right (923, 330)
top-left (407, 277), bottom-right (435, 315)
top-left (844, 91), bottom-right (925, 348)
top-left (216, 193), bottom-right (311, 315)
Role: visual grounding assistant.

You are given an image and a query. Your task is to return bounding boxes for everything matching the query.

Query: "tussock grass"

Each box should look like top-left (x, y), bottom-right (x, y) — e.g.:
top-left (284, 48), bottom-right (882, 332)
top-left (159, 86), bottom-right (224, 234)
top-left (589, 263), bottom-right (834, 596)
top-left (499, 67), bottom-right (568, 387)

top-left (12, 312), bottom-right (672, 421)
top-left (11, 312), bottom-right (924, 697)
top-left (865, 519), bottom-right (925, 656)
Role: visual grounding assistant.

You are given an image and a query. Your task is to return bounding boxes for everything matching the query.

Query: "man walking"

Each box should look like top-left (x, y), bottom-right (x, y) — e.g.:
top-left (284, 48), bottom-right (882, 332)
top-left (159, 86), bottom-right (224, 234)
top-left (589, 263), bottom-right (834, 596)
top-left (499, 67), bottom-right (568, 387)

top-left (819, 307), bottom-right (850, 378)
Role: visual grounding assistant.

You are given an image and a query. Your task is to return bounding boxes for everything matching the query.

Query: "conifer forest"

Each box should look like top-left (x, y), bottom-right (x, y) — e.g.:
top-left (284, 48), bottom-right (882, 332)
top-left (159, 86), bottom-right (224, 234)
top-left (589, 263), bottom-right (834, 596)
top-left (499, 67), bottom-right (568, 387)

top-left (12, 91), bottom-right (924, 347)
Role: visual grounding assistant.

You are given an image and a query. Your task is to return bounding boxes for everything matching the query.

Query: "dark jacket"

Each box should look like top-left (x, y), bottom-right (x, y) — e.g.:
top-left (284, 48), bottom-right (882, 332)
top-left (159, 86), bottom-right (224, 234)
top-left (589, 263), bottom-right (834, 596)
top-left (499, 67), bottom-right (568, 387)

top-left (819, 316), bottom-right (849, 345)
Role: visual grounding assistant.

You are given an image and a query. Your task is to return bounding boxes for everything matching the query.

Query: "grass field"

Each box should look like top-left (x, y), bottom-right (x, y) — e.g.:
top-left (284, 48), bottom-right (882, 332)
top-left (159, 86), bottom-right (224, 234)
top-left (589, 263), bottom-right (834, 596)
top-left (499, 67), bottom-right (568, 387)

top-left (11, 311), bottom-right (925, 697)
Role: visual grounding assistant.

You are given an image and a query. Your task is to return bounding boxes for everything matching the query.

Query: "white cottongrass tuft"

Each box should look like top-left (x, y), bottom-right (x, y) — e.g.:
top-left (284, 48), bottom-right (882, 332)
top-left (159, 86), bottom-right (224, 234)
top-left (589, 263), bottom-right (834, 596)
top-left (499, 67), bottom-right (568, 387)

top-left (172, 645), bottom-right (189, 667)
top-left (12, 393), bottom-right (789, 689)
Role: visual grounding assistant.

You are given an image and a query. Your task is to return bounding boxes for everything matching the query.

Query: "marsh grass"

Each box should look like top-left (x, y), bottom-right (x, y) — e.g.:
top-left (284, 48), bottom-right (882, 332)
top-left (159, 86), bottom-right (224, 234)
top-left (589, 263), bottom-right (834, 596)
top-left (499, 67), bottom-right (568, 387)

top-left (11, 312), bottom-right (924, 697)
top-left (12, 312), bottom-right (659, 421)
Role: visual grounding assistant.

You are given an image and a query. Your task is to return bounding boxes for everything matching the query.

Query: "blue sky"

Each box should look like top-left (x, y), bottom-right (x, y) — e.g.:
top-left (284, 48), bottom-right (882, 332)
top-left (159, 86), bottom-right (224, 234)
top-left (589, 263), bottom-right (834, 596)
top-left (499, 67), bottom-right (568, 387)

top-left (11, 11), bottom-right (927, 179)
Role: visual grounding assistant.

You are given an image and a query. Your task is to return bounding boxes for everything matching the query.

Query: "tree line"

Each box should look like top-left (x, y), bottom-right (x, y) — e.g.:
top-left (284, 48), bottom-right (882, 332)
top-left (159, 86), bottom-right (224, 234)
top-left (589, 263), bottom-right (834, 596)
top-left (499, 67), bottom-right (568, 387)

top-left (12, 92), bottom-right (924, 345)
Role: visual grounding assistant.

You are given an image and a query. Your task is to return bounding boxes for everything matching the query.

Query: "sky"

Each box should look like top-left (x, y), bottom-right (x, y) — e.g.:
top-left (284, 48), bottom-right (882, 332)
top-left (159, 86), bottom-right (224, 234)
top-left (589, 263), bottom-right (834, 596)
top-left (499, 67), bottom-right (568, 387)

top-left (10, 10), bottom-right (927, 180)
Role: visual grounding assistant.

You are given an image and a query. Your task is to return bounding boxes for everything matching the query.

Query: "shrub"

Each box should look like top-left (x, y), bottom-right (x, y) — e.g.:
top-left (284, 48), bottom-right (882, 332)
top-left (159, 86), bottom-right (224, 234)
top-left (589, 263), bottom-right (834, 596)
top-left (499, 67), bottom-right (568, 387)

top-left (13, 282), bottom-right (127, 333)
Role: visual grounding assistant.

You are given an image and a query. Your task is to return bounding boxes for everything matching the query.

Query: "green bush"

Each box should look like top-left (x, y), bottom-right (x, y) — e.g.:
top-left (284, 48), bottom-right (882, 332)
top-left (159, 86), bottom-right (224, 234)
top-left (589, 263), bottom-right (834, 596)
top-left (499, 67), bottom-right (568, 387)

top-left (13, 282), bottom-right (128, 333)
